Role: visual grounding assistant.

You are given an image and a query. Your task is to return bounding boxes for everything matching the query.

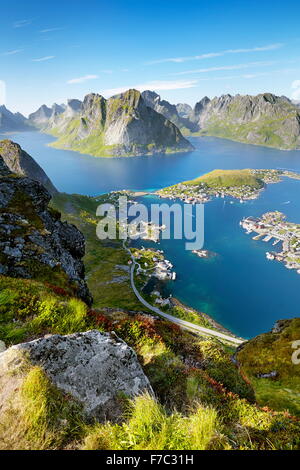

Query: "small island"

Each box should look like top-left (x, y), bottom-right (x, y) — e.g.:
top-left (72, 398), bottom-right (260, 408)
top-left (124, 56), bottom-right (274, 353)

top-left (192, 249), bottom-right (217, 259)
top-left (157, 169), bottom-right (300, 203)
top-left (241, 211), bottom-right (300, 273)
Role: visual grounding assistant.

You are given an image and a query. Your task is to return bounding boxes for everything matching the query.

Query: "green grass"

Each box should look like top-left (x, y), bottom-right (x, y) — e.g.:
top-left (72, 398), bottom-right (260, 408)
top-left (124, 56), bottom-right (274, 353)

top-left (187, 169), bottom-right (264, 189)
top-left (0, 275), bottom-right (93, 345)
top-left (237, 318), bottom-right (300, 416)
top-left (198, 116), bottom-right (296, 150)
top-left (1, 287), bottom-right (299, 450)
top-left (51, 192), bottom-right (146, 311)
top-left (82, 393), bottom-right (222, 450)
top-left (0, 365), bottom-right (83, 450)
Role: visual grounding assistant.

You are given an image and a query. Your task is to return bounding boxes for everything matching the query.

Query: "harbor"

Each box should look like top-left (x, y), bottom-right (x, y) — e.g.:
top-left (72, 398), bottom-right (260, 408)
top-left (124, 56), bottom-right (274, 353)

top-left (240, 212), bottom-right (300, 274)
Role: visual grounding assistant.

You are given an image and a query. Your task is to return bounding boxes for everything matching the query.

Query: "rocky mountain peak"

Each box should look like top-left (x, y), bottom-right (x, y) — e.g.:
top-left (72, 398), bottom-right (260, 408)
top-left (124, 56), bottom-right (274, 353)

top-left (0, 139), bottom-right (57, 195)
top-left (0, 148), bottom-right (91, 304)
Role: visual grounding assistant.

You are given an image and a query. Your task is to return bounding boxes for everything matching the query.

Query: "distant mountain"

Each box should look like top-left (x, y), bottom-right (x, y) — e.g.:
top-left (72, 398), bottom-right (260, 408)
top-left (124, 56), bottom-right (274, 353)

top-left (141, 90), bottom-right (197, 133)
top-left (0, 105), bottom-right (30, 132)
top-left (0, 139), bottom-right (58, 195)
top-left (37, 89), bottom-right (193, 157)
top-left (176, 103), bottom-right (193, 119)
top-left (192, 93), bottom-right (300, 150)
top-left (28, 103), bottom-right (65, 127)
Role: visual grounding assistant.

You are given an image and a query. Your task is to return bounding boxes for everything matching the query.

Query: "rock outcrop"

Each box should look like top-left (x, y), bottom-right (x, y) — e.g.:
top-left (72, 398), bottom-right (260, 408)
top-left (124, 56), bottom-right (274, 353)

top-left (31, 89), bottom-right (194, 157)
top-left (0, 105), bottom-right (30, 132)
top-left (141, 90), bottom-right (197, 132)
top-left (0, 140), bottom-right (57, 195)
top-left (192, 93), bottom-right (300, 149)
top-left (0, 153), bottom-right (91, 304)
top-left (28, 103), bottom-right (65, 127)
top-left (176, 102), bottom-right (193, 119)
top-left (0, 330), bottom-right (152, 421)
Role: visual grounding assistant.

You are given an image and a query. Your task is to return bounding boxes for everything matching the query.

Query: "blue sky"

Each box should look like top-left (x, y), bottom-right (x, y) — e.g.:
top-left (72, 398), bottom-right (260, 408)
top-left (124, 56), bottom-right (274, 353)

top-left (1, 0), bottom-right (300, 115)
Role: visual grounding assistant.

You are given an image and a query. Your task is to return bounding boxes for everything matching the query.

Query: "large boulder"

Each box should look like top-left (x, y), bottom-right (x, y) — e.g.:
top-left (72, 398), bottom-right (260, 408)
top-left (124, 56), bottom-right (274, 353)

top-left (0, 330), bottom-right (153, 422)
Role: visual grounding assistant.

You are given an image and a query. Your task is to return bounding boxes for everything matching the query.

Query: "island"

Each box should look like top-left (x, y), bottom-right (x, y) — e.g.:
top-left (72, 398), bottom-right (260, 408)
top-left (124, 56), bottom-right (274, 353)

top-left (29, 90), bottom-right (194, 157)
top-left (157, 168), bottom-right (300, 203)
top-left (240, 211), bottom-right (300, 273)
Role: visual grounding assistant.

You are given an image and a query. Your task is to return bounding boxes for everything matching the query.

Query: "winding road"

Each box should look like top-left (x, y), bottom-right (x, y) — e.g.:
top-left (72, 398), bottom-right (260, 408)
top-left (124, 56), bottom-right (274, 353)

top-left (124, 242), bottom-right (244, 345)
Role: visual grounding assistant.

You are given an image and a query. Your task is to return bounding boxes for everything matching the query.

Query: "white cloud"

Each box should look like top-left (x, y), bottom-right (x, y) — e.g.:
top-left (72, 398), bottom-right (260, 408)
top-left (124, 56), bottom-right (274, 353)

top-left (291, 80), bottom-right (300, 100)
top-left (172, 61), bottom-right (277, 76)
top-left (67, 74), bottom-right (99, 84)
top-left (39, 27), bottom-right (63, 33)
top-left (14, 19), bottom-right (32, 28)
top-left (1, 49), bottom-right (23, 56)
top-left (32, 56), bottom-right (55, 62)
top-left (147, 43), bottom-right (284, 65)
top-left (102, 80), bottom-right (198, 96)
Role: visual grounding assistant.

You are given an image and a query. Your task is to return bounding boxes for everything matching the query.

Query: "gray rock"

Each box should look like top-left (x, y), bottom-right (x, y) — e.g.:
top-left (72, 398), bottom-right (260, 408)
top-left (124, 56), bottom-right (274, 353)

top-left (257, 371), bottom-right (278, 379)
top-left (0, 105), bottom-right (30, 132)
top-left (191, 93), bottom-right (300, 149)
top-left (0, 155), bottom-right (92, 305)
top-left (36, 89), bottom-right (194, 156)
top-left (0, 331), bottom-right (153, 422)
top-left (0, 140), bottom-right (58, 195)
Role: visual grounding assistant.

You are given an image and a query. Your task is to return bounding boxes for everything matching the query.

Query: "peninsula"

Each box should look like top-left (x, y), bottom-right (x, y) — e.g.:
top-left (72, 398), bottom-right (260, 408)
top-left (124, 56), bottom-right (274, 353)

top-left (157, 168), bottom-right (300, 203)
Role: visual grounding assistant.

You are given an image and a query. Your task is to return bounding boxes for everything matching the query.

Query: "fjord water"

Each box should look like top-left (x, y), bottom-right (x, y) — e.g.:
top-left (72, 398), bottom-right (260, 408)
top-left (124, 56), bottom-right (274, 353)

top-left (2, 130), bottom-right (300, 338)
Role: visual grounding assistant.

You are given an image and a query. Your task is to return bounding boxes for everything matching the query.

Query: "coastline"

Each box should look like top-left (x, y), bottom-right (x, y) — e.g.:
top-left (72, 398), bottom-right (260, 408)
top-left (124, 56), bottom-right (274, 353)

top-left (170, 297), bottom-right (246, 342)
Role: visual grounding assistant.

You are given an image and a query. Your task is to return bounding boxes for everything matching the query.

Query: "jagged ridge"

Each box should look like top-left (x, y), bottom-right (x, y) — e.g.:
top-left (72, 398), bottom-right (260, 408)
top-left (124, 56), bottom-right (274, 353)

top-left (32, 89), bottom-right (194, 157)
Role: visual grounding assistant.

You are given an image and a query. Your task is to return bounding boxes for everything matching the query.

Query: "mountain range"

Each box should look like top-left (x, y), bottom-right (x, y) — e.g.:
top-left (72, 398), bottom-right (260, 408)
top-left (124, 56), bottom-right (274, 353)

top-left (32, 89), bottom-right (194, 157)
top-left (2, 90), bottom-right (300, 154)
top-left (0, 105), bottom-right (30, 132)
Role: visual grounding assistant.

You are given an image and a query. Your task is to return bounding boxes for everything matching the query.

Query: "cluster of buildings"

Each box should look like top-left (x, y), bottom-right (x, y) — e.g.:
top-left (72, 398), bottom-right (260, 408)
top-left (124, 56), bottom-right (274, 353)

top-left (158, 180), bottom-right (262, 204)
top-left (134, 247), bottom-right (176, 281)
top-left (158, 182), bottom-right (211, 204)
top-left (240, 212), bottom-right (300, 274)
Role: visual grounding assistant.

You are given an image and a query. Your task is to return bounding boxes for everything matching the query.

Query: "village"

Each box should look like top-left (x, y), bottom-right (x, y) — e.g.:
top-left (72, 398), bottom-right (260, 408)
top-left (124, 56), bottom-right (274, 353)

top-left (157, 169), bottom-right (300, 204)
top-left (240, 211), bottom-right (300, 273)
top-left (130, 246), bottom-right (176, 308)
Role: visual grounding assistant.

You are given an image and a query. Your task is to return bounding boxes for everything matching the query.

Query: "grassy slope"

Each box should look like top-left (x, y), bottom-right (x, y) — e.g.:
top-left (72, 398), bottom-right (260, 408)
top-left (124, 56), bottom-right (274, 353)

top-left (187, 169), bottom-right (264, 189)
top-left (162, 169), bottom-right (265, 192)
top-left (197, 98), bottom-right (300, 150)
top-left (1, 278), bottom-right (300, 450)
top-left (51, 192), bottom-right (145, 311)
top-left (237, 318), bottom-right (300, 417)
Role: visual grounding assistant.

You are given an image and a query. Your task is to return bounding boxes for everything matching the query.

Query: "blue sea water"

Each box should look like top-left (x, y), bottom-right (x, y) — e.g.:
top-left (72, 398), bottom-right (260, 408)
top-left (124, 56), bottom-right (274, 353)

top-left (1, 130), bottom-right (300, 338)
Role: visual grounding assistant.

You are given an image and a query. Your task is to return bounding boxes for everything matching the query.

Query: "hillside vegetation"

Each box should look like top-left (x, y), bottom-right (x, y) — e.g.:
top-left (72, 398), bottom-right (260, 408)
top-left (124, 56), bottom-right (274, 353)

top-left (186, 169), bottom-right (264, 189)
top-left (40, 90), bottom-right (193, 157)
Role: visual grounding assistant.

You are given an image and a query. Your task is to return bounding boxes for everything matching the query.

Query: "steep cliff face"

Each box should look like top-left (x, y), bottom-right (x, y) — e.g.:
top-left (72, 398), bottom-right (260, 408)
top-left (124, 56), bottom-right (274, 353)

top-left (176, 102), bottom-right (193, 119)
top-left (28, 103), bottom-right (65, 127)
top-left (34, 89), bottom-right (193, 156)
top-left (0, 140), bottom-right (57, 195)
top-left (193, 93), bottom-right (300, 149)
top-left (141, 90), bottom-right (197, 132)
top-left (0, 154), bottom-right (91, 304)
top-left (0, 105), bottom-right (30, 132)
